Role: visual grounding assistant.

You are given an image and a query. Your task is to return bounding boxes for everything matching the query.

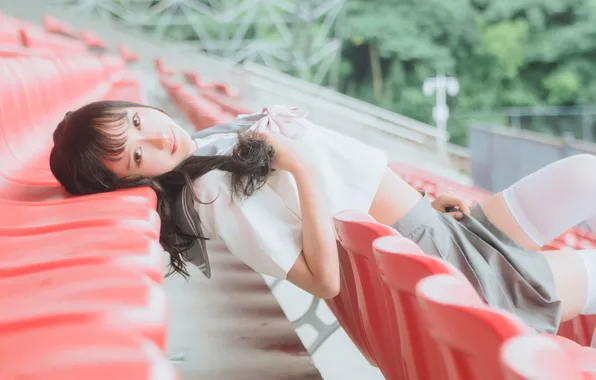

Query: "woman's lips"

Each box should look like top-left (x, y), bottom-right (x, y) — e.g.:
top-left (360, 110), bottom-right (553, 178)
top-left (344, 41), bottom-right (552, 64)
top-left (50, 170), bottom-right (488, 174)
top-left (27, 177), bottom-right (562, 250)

top-left (171, 130), bottom-right (178, 154)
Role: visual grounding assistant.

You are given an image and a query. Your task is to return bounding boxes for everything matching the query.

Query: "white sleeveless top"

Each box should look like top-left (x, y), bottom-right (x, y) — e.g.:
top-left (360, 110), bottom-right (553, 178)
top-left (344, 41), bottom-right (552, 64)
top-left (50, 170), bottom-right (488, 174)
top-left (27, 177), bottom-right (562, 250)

top-left (192, 106), bottom-right (388, 278)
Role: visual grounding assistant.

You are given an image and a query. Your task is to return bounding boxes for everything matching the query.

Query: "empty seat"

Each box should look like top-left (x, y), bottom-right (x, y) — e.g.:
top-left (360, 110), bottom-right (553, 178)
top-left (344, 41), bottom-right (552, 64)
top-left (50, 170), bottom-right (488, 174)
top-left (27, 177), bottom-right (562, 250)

top-left (333, 209), bottom-right (403, 380)
top-left (201, 90), bottom-right (252, 117)
top-left (0, 263), bottom-right (168, 347)
top-left (416, 274), bottom-right (532, 380)
top-left (214, 82), bottom-right (240, 98)
top-left (325, 242), bottom-right (377, 366)
top-left (501, 334), bottom-right (587, 380)
top-left (0, 54), bottom-right (111, 197)
top-left (373, 235), bottom-right (468, 380)
top-left (42, 14), bottom-right (78, 39)
top-left (20, 21), bottom-right (86, 53)
top-left (0, 12), bottom-right (22, 46)
top-left (0, 197), bottom-right (160, 238)
top-left (81, 30), bottom-right (106, 49)
top-left (2, 322), bottom-right (177, 380)
top-left (119, 43), bottom-right (140, 62)
top-left (0, 226), bottom-right (164, 282)
top-left (154, 57), bottom-right (175, 75)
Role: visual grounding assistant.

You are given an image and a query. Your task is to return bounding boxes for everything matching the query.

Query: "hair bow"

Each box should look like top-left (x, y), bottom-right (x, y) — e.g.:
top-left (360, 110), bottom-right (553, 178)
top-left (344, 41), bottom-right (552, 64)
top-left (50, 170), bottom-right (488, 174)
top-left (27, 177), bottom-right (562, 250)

top-left (242, 105), bottom-right (310, 138)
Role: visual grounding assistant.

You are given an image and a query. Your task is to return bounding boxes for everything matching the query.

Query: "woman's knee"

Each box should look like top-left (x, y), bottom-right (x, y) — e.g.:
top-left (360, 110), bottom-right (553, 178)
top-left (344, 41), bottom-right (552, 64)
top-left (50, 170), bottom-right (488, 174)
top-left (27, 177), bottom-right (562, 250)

top-left (543, 250), bottom-right (587, 321)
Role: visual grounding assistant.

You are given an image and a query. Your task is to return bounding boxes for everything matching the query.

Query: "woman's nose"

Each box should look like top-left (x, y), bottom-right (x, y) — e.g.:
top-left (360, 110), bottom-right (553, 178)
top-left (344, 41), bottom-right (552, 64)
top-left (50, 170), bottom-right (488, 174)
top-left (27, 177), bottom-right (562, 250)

top-left (142, 131), bottom-right (169, 147)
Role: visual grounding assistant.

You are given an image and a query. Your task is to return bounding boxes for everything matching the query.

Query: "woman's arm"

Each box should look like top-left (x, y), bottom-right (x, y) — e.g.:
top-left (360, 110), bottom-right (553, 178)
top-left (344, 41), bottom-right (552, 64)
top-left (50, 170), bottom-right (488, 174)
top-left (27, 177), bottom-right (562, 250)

top-left (285, 165), bottom-right (340, 299)
top-left (265, 132), bottom-right (340, 298)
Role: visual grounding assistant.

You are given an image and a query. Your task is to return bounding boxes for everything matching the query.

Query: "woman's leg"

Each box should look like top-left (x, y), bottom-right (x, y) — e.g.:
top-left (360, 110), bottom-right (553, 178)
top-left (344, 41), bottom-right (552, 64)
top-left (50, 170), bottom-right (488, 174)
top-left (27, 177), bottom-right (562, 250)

top-left (481, 154), bottom-right (596, 250)
top-left (479, 154), bottom-right (596, 321)
top-left (536, 250), bottom-right (587, 321)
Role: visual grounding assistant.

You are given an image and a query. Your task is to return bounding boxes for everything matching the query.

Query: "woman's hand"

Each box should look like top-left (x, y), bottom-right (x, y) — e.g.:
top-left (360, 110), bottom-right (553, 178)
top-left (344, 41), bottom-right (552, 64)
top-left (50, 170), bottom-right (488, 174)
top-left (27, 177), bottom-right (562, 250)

top-left (431, 194), bottom-right (471, 220)
top-left (263, 132), bottom-right (306, 174)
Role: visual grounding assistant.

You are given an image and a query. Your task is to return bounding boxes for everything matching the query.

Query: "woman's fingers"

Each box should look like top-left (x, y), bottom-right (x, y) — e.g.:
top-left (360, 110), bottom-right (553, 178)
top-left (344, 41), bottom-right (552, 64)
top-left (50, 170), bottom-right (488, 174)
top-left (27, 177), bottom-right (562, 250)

top-left (447, 211), bottom-right (464, 220)
top-left (441, 195), bottom-right (471, 214)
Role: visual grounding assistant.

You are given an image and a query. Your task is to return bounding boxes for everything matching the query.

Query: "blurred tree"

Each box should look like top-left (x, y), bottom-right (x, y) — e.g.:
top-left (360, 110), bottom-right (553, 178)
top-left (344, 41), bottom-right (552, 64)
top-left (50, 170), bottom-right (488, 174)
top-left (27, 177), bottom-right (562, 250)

top-left (337, 0), bottom-right (596, 145)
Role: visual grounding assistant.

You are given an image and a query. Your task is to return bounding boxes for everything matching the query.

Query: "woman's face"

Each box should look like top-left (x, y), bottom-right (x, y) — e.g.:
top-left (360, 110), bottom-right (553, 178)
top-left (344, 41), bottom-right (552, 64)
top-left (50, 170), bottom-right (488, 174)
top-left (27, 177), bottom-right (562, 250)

top-left (103, 107), bottom-right (197, 178)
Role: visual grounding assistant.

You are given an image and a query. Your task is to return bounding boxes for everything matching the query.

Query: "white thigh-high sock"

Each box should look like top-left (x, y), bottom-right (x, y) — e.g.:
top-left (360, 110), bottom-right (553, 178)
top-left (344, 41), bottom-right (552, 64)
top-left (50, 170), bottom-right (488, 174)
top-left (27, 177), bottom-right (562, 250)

top-left (502, 154), bottom-right (596, 247)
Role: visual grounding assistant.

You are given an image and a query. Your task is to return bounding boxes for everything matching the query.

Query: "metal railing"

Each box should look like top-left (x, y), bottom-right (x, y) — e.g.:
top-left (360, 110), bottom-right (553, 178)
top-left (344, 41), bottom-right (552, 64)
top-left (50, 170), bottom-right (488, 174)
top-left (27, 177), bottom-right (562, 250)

top-left (269, 278), bottom-right (340, 355)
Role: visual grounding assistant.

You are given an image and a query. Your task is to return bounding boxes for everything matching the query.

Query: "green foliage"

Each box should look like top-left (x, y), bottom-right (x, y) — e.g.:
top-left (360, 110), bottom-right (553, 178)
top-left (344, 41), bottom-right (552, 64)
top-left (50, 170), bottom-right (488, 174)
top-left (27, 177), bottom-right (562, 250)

top-left (543, 70), bottom-right (580, 104)
top-left (337, 0), bottom-right (596, 145)
top-left (480, 20), bottom-right (528, 79)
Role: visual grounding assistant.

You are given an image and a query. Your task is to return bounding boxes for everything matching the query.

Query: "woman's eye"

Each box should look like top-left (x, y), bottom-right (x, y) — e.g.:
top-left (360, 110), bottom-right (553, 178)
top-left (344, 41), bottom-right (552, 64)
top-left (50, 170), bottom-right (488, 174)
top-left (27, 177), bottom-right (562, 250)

top-left (133, 147), bottom-right (142, 165)
top-left (132, 113), bottom-right (141, 129)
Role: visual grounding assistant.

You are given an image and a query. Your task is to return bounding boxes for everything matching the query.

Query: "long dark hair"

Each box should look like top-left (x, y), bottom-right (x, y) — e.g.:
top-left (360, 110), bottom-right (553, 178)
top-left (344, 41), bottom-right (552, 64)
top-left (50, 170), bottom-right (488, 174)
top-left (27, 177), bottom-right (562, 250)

top-left (49, 100), bottom-right (274, 278)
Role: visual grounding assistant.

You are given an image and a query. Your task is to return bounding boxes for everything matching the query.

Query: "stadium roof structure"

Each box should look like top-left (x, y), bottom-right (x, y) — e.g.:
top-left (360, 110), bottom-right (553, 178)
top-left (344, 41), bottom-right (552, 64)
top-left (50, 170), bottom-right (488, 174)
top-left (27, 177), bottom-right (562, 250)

top-left (53, 0), bottom-right (345, 85)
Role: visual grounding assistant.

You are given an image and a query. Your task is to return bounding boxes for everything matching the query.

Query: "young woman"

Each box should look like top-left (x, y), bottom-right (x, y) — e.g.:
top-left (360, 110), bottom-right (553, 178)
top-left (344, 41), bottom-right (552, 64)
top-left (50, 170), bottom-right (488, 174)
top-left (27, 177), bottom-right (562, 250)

top-left (50, 100), bottom-right (596, 335)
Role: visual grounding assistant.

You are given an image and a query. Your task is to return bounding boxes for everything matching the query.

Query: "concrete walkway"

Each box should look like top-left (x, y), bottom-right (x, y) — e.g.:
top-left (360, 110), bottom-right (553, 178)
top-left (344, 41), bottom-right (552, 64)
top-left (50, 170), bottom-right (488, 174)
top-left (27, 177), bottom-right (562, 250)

top-left (165, 253), bottom-right (322, 380)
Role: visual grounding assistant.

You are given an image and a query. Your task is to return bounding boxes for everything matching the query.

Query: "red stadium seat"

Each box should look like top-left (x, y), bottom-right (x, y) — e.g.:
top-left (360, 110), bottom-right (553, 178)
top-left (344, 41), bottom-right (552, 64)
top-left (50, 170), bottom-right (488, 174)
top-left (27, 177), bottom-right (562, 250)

top-left (0, 54), bottom-right (126, 200)
top-left (0, 13), bottom-right (172, 379)
top-left (416, 274), bottom-right (532, 380)
top-left (373, 235), bottom-right (468, 380)
top-left (0, 226), bottom-right (165, 282)
top-left (154, 57), bottom-right (175, 75)
top-left (2, 323), bottom-right (177, 380)
top-left (0, 264), bottom-right (167, 347)
top-left (0, 12), bottom-right (22, 46)
top-left (81, 30), bottom-right (107, 49)
top-left (42, 14), bottom-right (79, 39)
top-left (20, 21), bottom-right (86, 53)
top-left (333, 210), bottom-right (403, 380)
top-left (214, 82), bottom-right (240, 98)
top-left (0, 197), bottom-right (160, 238)
top-left (119, 43), bottom-right (140, 62)
top-left (183, 70), bottom-right (215, 89)
top-left (501, 334), bottom-right (591, 380)
top-left (201, 90), bottom-right (252, 117)
top-left (325, 242), bottom-right (377, 366)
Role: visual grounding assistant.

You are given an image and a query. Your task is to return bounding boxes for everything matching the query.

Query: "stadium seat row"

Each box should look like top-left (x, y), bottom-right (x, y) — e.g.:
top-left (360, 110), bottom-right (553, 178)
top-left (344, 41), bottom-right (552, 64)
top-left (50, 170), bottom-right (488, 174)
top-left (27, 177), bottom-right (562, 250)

top-left (0, 12), bottom-right (176, 379)
top-left (331, 210), bottom-right (596, 380)
top-left (159, 73), bottom-right (236, 130)
top-left (0, 50), bottom-right (125, 198)
top-left (1, 12), bottom-right (138, 62)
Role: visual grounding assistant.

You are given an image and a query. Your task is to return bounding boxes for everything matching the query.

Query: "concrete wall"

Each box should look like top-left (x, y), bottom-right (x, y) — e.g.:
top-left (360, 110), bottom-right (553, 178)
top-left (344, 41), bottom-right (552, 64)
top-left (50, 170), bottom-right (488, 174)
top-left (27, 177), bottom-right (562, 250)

top-left (469, 123), bottom-right (596, 192)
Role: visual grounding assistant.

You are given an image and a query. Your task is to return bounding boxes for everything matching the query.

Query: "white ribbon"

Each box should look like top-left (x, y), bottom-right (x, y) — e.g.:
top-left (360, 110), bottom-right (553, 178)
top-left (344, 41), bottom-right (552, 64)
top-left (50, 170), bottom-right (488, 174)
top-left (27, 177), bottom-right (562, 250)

top-left (241, 105), bottom-right (310, 138)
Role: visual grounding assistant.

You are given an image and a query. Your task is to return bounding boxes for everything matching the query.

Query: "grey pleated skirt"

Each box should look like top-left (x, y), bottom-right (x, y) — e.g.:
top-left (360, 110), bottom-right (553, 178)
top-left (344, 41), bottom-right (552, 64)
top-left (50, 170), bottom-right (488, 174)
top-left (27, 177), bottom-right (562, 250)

top-left (392, 195), bottom-right (562, 334)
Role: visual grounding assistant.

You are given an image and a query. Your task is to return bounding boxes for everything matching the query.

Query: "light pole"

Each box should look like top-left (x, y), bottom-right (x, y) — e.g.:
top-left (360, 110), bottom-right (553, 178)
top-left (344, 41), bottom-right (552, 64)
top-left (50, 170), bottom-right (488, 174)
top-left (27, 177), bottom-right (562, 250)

top-left (423, 74), bottom-right (459, 158)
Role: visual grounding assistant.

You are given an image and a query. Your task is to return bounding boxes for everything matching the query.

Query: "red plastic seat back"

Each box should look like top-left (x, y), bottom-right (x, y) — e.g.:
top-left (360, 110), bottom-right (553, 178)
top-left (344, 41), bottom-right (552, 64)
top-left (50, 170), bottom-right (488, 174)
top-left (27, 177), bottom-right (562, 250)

top-left (0, 13), bottom-right (22, 46)
top-left (119, 43), bottom-right (140, 62)
top-left (81, 30), bottom-right (106, 49)
top-left (416, 274), bottom-right (533, 380)
top-left (333, 209), bottom-right (402, 380)
top-left (325, 241), bottom-right (376, 366)
top-left (373, 235), bottom-right (466, 380)
top-left (2, 322), bottom-right (177, 380)
top-left (558, 315), bottom-right (596, 348)
top-left (42, 14), bottom-right (78, 39)
top-left (500, 334), bottom-right (584, 380)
